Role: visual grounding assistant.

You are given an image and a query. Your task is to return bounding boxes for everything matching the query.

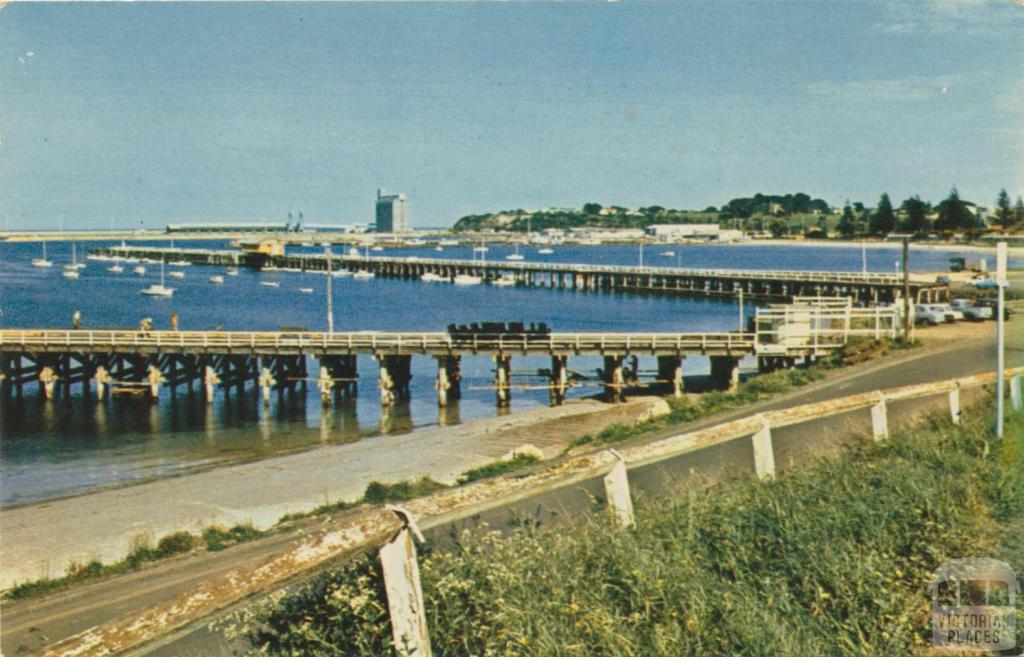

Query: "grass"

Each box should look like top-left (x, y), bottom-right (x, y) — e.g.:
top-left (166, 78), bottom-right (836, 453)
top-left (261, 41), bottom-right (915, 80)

top-left (457, 453), bottom-right (541, 485)
top-left (4, 523), bottom-right (260, 600)
top-left (241, 398), bottom-right (1024, 657)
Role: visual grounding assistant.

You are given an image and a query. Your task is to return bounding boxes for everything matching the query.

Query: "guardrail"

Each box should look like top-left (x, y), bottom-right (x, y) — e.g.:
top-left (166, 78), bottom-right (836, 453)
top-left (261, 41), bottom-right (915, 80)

top-left (36, 365), bottom-right (1024, 657)
top-left (0, 329), bottom-right (756, 356)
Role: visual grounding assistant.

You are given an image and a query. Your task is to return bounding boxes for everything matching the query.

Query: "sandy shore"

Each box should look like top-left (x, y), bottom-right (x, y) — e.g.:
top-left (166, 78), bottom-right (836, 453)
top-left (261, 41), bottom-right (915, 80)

top-left (0, 395), bottom-right (667, 590)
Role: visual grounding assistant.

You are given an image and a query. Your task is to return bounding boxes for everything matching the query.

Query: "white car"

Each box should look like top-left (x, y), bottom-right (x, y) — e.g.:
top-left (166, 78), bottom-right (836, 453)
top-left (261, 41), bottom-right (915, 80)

top-left (933, 304), bottom-right (964, 321)
top-left (914, 304), bottom-right (956, 325)
top-left (950, 299), bottom-right (994, 321)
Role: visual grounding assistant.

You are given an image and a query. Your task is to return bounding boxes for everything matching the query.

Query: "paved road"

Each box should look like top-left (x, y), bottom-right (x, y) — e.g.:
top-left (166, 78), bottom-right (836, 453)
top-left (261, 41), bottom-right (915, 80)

top-left (3, 322), bottom-right (1019, 657)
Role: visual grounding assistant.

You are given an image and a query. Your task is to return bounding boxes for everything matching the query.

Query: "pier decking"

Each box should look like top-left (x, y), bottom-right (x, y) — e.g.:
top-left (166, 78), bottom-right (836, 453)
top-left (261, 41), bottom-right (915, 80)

top-left (90, 246), bottom-right (949, 303)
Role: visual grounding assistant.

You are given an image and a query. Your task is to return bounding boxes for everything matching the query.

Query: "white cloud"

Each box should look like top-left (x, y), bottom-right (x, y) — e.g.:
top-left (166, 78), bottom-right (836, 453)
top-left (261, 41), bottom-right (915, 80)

top-left (872, 0), bottom-right (1019, 35)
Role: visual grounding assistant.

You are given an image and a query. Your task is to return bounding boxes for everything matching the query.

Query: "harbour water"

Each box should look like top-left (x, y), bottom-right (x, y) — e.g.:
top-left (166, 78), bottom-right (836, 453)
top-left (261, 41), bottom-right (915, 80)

top-left (0, 240), bottom-right (1011, 506)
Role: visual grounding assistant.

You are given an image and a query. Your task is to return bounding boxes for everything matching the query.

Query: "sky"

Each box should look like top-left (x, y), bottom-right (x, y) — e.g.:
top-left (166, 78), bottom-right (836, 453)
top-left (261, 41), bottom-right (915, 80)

top-left (1, 1), bottom-right (1022, 230)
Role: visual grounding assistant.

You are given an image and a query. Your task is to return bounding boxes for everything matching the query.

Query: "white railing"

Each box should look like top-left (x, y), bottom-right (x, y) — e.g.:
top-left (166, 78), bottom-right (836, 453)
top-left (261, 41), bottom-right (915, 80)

top-left (37, 365), bottom-right (1024, 657)
top-left (0, 329), bottom-right (756, 356)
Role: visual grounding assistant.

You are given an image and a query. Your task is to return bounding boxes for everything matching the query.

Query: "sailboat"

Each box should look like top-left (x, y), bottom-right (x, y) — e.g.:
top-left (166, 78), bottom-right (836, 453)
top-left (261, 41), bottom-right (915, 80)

top-left (62, 244), bottom-right (82, 278)
top-left (537, 247), bottom-right (554, 255)
top-left (140, 259), bottom-right (175, 296)
top-left (505, 243), bottom-right (524, 261)
top-left (32, 241), bottom-right (53, 267)
top-left (107, 263), bottom-right (124, 274)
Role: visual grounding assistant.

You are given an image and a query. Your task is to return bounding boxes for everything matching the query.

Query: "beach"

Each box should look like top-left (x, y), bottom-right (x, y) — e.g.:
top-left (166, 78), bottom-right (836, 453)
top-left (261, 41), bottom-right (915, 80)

top-left (0, 395), bottom-right (667, 590)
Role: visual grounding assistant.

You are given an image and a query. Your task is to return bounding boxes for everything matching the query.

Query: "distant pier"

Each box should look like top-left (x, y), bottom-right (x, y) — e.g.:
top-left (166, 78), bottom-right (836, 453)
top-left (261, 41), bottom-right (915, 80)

top-left (90, 246), bottom-right (949, 304)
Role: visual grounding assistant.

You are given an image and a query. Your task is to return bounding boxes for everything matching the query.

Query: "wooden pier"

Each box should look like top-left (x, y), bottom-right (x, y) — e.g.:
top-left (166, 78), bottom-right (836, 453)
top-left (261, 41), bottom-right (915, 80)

top-left (90, 246), bottom-right (948, 303)
top-left (2, 329), bottom-right (757, 407)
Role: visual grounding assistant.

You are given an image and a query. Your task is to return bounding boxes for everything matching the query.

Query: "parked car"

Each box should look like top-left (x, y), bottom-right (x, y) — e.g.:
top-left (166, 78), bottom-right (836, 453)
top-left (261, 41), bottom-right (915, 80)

top-left (968, 276), bottom-right (999, 289)
top-left (914, 304), bottom-right (956, 325)
top-left (934, 303), bottom-right (964, 321)
top-left (950, 298), bottom-right (993, 321)
top-left (976, 299), bottom-right (1016, 321)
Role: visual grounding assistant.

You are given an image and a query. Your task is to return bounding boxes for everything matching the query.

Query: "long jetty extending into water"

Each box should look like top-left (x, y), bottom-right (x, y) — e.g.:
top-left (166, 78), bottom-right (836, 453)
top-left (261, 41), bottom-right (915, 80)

top-left (1, 329), bottom-right (759, 407)
top-left (91, 246), bottom-right (949, 303)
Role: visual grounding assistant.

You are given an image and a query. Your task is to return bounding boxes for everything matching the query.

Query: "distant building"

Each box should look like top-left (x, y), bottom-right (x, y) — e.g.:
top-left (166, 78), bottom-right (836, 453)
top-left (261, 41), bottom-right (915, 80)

top-left (240, 238), bottom-right (286, 256)
top-left (375, 189), bottom-right (410, 233)
top-left (166, 222), bottom-right (294, 234)
top-left (645, 224), bottom-right (722, 240)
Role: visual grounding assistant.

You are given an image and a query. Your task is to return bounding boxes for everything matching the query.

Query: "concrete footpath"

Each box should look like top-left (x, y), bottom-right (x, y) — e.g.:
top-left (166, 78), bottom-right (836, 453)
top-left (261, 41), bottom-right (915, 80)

top-left (0, 396), bottom-right (666, 590)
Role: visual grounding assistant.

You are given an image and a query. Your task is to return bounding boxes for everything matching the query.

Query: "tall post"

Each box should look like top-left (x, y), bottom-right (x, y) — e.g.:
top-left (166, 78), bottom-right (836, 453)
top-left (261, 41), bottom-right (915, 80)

top-left (902, 238), bottom-right (911, 341)
top-left (325, 243), bottom-right (334, 334)
top-left (996, 242), bottom-right (1007, 438)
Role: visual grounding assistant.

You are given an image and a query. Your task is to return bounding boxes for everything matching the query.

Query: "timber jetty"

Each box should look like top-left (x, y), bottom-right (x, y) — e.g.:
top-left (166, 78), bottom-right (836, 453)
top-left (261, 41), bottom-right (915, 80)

top-left (90, 246), bottom-right (948, 304)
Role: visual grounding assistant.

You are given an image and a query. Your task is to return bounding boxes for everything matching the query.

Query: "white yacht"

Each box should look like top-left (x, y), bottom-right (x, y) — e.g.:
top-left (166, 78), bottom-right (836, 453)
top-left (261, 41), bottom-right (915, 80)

top-left (133, 265), bottom-right (147, 275)
top-left (107, 264), bottom-right (124, 274)
top-left (32, 242), bottom-right (53, 267)
top-left (140, 261), bottom-right (174, 297)
top-left (225, 267), bottom-right (239, 276)
top-left (298, 287), bottom-right (314, 294)
top-left (260, 281), bottom-right (280, 288)
top-left (506, 244), bottom-right (525, 261)
top-left (421, 272), bottom-right (445, 282)
top-left (352, 270), bottom-right (376, 280)
top-left (537, 247), bottom-right (554, 255)
top-left (453, 273), bottom-right (483, 285)
top-left (209, 275), bottom-right (225, 284)
top-left (491, 275), bottom-right (516, 287)
top-left (168, 271), bottom-right (185, 279)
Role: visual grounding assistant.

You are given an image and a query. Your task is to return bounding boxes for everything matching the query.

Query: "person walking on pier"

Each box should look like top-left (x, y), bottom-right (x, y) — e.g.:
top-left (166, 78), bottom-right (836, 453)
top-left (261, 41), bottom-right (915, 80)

top-left (72, 309), bottom-right (81, 330)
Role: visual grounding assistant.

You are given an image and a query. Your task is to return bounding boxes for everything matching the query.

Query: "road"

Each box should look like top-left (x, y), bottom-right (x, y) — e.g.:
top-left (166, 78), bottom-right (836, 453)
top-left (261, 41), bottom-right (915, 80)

top-left (2, 320), bottom-right (1019, 657)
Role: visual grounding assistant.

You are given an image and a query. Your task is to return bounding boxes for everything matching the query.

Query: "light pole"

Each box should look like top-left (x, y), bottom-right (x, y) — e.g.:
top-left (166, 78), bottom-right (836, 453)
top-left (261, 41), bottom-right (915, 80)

top-left (325, 242), bottom-right (334, 334)
top-left (996, 242), bottom-right (1007, 438)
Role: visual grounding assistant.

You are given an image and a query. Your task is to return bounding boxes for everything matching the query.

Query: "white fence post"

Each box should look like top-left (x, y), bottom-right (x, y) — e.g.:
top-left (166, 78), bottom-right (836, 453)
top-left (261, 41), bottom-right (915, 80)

top-left (1012, 374), bottom-right (1022, 412)
top-left (871, 393), bottom-right (889, 441)
top-left (949, 384), bottom-right (961, 426)
top-left (379, 507), bottom-right (432, 657)
top-left (751, 416), bottom-right (776, 480)
top-left (603, 449), bottom-right (635, 530)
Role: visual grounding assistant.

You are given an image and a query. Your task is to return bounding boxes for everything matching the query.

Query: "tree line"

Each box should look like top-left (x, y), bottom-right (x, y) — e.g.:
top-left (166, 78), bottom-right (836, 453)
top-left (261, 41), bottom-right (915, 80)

top-left (452, 189), bottom-right (1024, 238)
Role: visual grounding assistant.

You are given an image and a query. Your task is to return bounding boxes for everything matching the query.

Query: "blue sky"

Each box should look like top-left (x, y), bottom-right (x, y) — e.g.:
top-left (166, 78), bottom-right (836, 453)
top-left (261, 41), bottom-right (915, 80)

top-left (1, 1), bottom-right (1022, 230)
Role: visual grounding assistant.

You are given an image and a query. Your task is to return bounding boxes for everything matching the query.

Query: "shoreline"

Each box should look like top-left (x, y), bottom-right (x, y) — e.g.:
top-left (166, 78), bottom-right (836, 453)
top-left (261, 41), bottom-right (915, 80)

top-left (0, 395), bottom-right (667, 590)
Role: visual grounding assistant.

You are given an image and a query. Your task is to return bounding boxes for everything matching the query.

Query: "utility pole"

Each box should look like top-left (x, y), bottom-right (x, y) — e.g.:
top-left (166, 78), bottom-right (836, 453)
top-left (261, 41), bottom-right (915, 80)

top-left (902, 238), bottom-right (911, 341)
top-left (996, 241), bottom-right (1007, 438)
top-left (325, 242), bottom-right (334, 334)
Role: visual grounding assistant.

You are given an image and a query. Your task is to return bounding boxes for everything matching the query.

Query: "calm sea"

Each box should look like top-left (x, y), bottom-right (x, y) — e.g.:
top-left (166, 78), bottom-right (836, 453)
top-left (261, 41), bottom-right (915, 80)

top-left (0, 240), bottom-right (1008, 506)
